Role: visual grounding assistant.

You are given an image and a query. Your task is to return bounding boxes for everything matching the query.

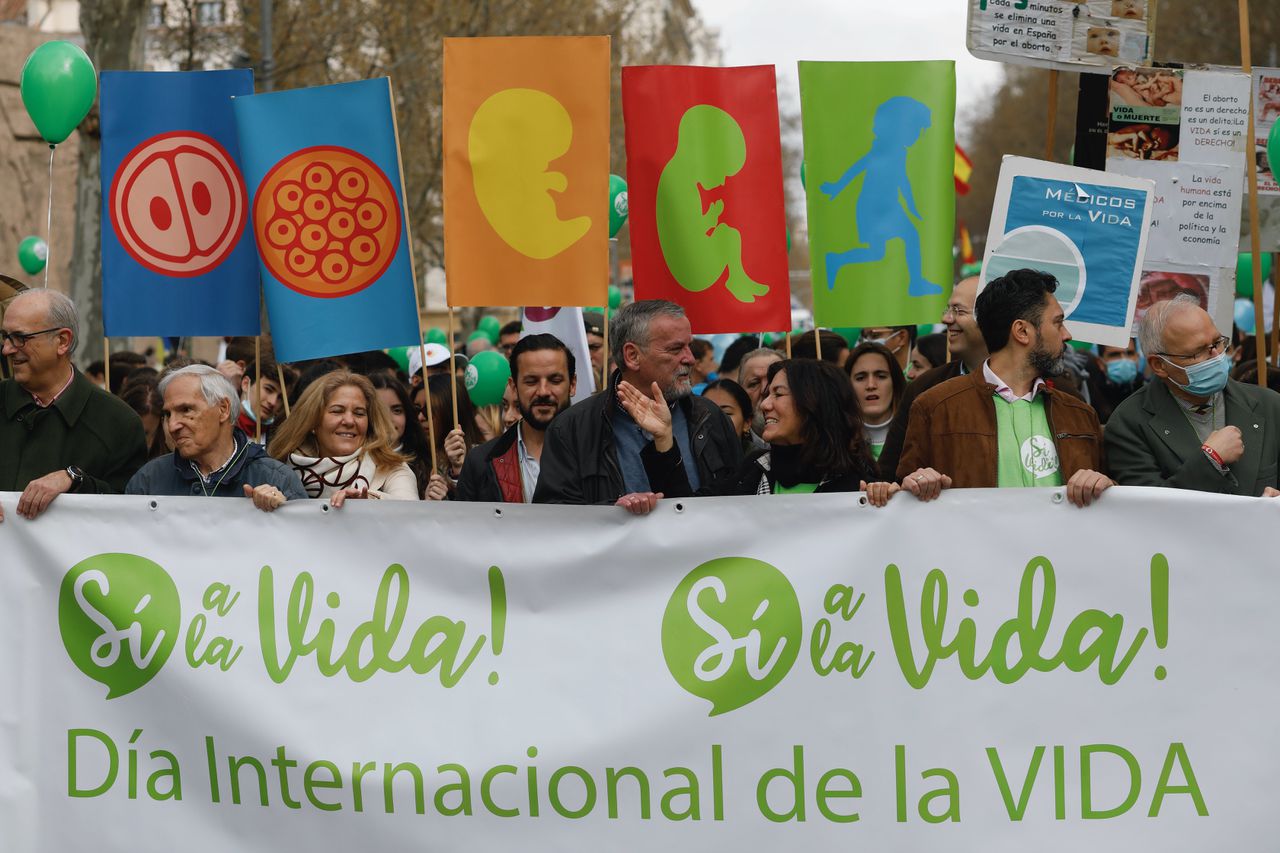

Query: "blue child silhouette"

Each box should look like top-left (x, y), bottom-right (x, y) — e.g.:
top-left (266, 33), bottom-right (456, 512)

top-left (820, 96), bottom-right (943, 297)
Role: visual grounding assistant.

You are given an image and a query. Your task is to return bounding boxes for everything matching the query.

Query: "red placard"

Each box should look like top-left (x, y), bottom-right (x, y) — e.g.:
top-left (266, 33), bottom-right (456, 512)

top-left (623, 65), bottom-right (791, 333)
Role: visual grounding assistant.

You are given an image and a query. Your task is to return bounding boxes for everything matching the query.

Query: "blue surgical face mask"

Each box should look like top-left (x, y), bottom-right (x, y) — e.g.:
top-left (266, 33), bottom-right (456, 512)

top-left (1105, 358), bottom-right (1139, 385)
top-left (1161, 351), bottom-right (1230, 397)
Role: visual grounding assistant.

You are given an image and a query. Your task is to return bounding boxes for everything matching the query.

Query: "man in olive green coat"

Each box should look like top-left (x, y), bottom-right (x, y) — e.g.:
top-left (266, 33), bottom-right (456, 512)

top-left (1, 290), bottom-right (146, 520)
top-left (1105, 295), bottom-right (1280, 496)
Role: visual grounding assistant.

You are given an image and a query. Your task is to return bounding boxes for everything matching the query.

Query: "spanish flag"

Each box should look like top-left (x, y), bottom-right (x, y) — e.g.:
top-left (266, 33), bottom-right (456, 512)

top-left (958, 221), bottom-right (975, 265)
top-left (954, 143), bottom-right (973, 196)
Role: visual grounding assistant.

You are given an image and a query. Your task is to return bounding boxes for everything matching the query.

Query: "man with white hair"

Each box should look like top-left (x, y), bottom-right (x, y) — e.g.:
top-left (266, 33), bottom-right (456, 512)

top-left (0, 289), bottom-right (146, 521)
top-left (126, 365), bottom-right (306, 508)
top-left (1106, 294), bottom-right (1280, 495)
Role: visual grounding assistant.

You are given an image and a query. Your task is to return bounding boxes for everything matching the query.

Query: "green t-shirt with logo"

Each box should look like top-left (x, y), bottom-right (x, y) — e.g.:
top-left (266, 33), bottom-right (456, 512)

top-left (993, 396), bottom-right (1063, 488)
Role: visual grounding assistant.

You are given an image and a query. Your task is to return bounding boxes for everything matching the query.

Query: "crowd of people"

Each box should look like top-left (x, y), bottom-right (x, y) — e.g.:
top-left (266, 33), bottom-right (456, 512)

top-left (4, 265), bottom-right (1280, 523)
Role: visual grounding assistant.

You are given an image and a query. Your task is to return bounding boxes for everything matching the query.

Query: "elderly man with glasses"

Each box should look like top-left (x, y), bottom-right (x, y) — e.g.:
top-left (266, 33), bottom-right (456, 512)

top-left (0, 290), bottom-right (146, 521)
top-left (1106, 294), bottom-right (1280, 496)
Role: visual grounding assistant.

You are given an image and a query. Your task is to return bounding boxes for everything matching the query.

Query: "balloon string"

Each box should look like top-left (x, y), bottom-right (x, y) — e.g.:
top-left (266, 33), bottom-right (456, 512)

top-left (44, 145), bottom-right (54, 289)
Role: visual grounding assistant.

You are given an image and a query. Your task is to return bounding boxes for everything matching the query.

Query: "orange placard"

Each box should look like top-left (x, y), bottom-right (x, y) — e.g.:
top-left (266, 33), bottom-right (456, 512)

top-left (444, 36), bottom-right (610, 307)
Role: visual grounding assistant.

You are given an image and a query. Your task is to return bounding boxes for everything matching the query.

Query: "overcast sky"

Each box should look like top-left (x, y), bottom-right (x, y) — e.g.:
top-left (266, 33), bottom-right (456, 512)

top-left (692, 0), bottom-right (1007, 138)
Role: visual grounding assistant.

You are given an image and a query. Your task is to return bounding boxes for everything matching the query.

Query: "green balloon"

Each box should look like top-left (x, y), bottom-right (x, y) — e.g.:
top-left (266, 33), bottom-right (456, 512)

top-left (1236, 253), bottom-right (1275, 297)
top-left (477, 315), bottom-right (501, 343)
top-left (607, 285), bottom-right (622, 310)
top-left (424, 327), bottom-right (447, 345)
top-left (387, 346), bottom-right (410, 373)
top-left (1268, 120), bottom-right (1280, 204)
top-left (20, 41), bottom-right (97, 145)
top-left (464, 350), bottom-right (511, 407)
top-left (609, 174), bottom-right (628, 238)
top-left (586, 305), bottom-right (604, 315)
top-left (18, 235), bottom-right (47, 274)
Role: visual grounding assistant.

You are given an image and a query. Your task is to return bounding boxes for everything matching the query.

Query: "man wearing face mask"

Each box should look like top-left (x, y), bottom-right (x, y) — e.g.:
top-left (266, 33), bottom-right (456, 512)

top-left (1105, 295), bottom-right (1280, 496)
top-left (858, 325), bottom-right (915, 373)
top-left (1088, 340), bottom-right (1144, 423)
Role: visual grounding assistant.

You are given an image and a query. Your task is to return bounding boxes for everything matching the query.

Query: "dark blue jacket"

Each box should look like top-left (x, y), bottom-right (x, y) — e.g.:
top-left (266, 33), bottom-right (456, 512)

top-left (126, 430), bottom-right (307, 499)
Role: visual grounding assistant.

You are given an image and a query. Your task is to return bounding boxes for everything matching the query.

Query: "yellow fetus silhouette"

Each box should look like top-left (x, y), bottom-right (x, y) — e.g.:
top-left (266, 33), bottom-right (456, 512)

top-left (468, 88), bottom-right (591, 259)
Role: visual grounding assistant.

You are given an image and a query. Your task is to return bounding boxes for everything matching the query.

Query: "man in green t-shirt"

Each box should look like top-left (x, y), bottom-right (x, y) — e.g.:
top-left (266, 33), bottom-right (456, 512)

top-left (897, 268), bottom-right (1112, 508)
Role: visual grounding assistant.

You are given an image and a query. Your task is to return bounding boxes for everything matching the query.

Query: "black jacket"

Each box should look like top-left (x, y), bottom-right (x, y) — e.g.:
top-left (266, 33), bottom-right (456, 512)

top-left (456, 423), bottom-right (522, 503)
top-left (533, 376), bottom-right (744, 505)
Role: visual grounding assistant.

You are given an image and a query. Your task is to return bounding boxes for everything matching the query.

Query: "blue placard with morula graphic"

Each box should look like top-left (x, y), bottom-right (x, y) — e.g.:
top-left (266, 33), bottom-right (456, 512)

top-left (986, 176), bottom-right (1149, 328)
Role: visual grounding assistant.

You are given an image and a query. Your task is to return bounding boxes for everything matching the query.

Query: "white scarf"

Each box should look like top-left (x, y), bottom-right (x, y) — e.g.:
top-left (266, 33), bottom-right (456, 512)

top-left (288, 450), bottom-right (377, 499)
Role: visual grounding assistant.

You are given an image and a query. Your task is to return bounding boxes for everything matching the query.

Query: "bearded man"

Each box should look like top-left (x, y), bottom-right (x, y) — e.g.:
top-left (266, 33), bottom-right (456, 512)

top-left (897, 269), bottom-right (1112, 508)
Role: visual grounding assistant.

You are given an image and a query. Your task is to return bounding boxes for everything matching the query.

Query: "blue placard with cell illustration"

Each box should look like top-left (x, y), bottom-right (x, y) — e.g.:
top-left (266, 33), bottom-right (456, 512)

top-left (100, 70), bottom-right (260, 337)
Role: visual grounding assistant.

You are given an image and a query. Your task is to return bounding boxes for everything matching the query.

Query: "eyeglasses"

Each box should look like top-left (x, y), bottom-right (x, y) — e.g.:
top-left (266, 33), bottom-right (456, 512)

top-left (1156, 335), bottom-right (1229, 363)
top-left (941, 305), bottom-right (972, 321)
top-left (0, 327), bottom-right (62, 349)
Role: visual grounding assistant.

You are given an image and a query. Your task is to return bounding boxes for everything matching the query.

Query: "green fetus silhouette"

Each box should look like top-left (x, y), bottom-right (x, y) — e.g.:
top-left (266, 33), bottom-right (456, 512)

top-left (656, 105), bottom-right (769, 304)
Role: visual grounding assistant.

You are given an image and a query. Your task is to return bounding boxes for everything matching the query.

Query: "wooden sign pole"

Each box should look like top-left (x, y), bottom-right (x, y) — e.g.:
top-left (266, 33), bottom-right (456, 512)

top-left (1239, 0), bottom-right (1267, 386)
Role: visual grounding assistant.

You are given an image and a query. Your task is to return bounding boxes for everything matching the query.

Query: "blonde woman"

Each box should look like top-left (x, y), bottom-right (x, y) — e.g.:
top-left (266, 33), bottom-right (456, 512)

top-left (269, 370), bottom-right (444, 505)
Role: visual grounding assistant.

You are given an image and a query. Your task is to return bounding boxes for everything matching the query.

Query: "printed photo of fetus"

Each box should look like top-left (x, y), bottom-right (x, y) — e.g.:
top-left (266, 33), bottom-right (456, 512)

top-left (1087, 27), bottom-right (1121, 58)
top-left (1111, 0), bottom-right (1145, 20)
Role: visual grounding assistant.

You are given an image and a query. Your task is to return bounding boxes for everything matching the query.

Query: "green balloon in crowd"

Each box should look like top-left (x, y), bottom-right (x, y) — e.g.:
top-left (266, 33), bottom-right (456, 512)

top-left (1269, 121), bottom-right (1280, 205)
top-left (18, 236), bottom-right (48, 274)
top-left (387, 346), bottom-right (411, 373)
top-left (608, 285), bottom-right (622, 310)
top-left (477, 315), bottom-right (502, 343)
top-left (609, 174), bottom-right (628, 238)
top-left (20, 41), bottom-right (97, 145)
top-left (1236, 253), bottom-right (1274, 297)
top-left (465, 350), bottom-right (511, 407)
top-left (425, 327), bottom-right (447, 345)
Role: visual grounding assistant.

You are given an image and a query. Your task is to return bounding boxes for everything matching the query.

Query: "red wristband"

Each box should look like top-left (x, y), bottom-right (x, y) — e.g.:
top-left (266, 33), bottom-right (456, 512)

top-left (1202, 444), bottom-right (1225, 468)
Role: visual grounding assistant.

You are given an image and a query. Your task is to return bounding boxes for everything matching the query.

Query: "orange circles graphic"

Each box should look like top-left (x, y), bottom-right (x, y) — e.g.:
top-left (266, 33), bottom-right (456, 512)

top-left (253, 146), bottom-right (401, 298)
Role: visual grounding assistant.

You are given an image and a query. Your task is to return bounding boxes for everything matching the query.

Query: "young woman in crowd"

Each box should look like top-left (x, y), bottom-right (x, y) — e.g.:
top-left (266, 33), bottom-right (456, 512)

top-left (369, 371), bottom-right (436, 500)
top-left (415, 373), bottom-right (485, 490)
top-left (269, 370), bottom-right (438, 505)
top-left (846, 341), bottom-right (906, 461)
top-left (907, 332), bottom-right (947, 380)
top-left (120, 378), bottom-right (168, 459)
top-left (624, 359), bottom-right (897, 505)
top-left (701, 378), bottom-right (757, 456)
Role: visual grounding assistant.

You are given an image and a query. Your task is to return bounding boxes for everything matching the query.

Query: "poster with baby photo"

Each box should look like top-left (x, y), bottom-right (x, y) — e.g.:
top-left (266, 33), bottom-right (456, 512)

top-left (1106, 68), bottom-right (1181, 161)
top-left (1253, 69), bottom-right (1280, 195)
top-left (967, 0), bottom-right (1156, 73)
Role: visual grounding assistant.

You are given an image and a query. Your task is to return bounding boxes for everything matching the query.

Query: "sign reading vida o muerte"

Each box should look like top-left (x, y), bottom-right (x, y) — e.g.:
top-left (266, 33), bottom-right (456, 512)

top-left (1, 488), bottom-right (1273, 850)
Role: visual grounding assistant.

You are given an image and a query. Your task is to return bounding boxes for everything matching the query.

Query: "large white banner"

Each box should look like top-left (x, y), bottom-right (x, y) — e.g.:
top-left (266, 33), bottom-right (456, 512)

top-left (1, 487), bottom-right (1275, 850)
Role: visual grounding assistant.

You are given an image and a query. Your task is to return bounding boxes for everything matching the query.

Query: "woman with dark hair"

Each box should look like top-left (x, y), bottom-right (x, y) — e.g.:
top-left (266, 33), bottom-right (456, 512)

top-left (908, 332), bottom-right (947, 381)
top-left (120, 378), bottom-right (168, 460)
top-left (846, 341), bottom-right (907, 461)
top-left (701, 378), bottom-right (755, 454)
top-left (621, 359), bottom-right (898, 504)
top-left (413, 374), bottom-right (485, 489)
top-left (369, 371), bottom-right (436, 499)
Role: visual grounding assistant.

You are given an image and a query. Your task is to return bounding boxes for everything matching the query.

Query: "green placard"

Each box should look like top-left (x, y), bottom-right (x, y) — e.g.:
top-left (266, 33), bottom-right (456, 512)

top-left (800, 60), bottom-right (956, 328)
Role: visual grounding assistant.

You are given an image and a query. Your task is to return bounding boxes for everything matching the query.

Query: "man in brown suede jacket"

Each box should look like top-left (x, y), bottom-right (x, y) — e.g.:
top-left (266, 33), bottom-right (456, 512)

top-left (897, 268), bottom-right (1112, 508)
